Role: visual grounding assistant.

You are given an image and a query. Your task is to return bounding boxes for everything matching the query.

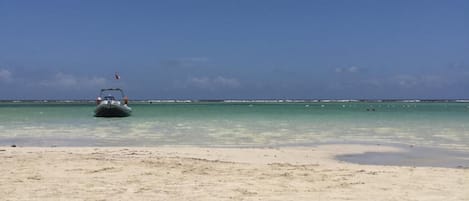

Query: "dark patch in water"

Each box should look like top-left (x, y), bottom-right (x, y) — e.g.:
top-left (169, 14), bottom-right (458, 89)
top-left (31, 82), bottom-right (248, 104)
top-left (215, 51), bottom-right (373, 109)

top-left (336, 145), bottom-right (469, 168)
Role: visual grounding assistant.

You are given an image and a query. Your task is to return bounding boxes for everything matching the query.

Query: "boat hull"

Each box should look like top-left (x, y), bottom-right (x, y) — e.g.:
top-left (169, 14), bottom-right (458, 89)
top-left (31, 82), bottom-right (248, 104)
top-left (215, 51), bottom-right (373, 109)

top-left (94, 103), bottom-right (132, 117)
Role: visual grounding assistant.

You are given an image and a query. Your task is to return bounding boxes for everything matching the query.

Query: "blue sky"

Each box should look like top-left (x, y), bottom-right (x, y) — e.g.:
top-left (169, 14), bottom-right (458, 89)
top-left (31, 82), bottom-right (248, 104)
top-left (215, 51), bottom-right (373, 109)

top-left (0, 0), bottom-right (468, 100)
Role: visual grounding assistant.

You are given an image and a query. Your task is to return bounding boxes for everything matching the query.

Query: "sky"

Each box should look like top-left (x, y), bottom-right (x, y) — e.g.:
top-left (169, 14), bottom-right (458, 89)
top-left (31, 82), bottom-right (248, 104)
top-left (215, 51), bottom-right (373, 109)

top-left (0, 0), bottom-right (468, 100)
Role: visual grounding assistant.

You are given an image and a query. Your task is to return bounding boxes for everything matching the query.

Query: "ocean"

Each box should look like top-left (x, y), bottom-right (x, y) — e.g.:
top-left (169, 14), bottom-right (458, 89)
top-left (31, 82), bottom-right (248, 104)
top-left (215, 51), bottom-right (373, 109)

top-left (1, 101), bottom-right (469, 151)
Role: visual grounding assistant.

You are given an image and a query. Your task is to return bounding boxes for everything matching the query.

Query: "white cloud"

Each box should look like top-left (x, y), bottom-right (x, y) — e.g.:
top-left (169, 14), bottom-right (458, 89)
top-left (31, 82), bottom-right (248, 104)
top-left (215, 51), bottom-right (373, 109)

top-left (213, 76), bottom-right (241, 88)
top-left (328, 73), bottom-right (453, 91)
top-left (393, 75), bottom-right (418, 88)
top-left (391, 74), bottom-right (451, 88)
top-left (181, 76), bottom-right (241, 90)
top-left (39, 73), bottom-right (107, 89)
top-left (335, 66), bottom-right (360, 73)
top-left (187, 77), bottom-right (211, 88)
top-left (348, 66), bottom-right (359, 73)
top-left (0, 69), bottom-right (12, 82)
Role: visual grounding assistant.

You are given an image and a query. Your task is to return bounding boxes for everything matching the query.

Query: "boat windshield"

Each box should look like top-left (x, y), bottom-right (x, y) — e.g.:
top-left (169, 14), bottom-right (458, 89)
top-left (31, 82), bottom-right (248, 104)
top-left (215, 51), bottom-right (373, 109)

top-left (104, 95), bottom-right (116, 100)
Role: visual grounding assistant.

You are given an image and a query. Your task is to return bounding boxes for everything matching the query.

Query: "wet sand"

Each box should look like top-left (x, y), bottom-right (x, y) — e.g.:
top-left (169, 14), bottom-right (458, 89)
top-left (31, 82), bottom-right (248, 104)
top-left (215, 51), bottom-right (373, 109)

top-left (1, 144), bottom-right (468, 201)
top-left (336, 143), bottom-right (469, 168)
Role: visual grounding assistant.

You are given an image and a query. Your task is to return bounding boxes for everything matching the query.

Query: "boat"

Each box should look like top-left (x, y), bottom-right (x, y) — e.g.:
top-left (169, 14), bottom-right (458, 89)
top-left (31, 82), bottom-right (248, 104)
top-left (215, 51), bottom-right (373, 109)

top-left (94, 88), bottom-right (132, 117)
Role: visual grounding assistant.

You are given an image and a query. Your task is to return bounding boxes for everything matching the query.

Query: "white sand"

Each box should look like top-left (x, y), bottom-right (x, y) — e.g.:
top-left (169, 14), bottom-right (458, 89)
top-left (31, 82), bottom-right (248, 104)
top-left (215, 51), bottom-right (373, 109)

top-left (0, 144), bottom-right (468, 201)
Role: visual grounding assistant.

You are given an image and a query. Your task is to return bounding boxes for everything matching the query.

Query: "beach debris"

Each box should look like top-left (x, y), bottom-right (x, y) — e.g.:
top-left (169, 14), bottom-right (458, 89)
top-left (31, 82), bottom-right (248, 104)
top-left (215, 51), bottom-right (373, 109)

top-left (87, 167), bottom-right (116, 173)
top-left (11, 144), bottom-right (16, 147)
top-left (27, 175), bottom-right (42, 180)
top-left (234, 188), bottom-right (258, 196)
top-left (0, 149), bottom-right (6, 152)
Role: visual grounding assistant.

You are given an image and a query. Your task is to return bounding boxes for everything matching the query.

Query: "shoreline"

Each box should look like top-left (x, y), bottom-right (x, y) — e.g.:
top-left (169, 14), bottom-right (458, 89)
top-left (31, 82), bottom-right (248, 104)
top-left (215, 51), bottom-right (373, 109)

top-left (3, 141), bottom-right (469, 168)
top-left (1, 144), bottom-right (468, 200)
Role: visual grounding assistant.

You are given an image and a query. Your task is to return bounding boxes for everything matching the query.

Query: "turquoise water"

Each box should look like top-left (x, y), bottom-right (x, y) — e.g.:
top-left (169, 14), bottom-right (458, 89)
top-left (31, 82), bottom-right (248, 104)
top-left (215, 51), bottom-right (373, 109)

top-left (1, 102), bottom-right (469, 150)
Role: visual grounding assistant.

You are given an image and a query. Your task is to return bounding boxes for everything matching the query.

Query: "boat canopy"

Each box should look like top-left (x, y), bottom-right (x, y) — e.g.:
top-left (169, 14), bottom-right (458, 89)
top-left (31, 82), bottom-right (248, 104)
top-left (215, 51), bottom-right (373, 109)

top-left (99, 88), bottom-right (126, 98)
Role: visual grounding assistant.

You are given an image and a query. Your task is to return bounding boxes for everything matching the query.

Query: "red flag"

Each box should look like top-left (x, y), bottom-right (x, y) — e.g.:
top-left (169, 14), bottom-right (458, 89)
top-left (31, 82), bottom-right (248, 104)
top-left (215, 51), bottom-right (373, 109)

top-left (115, 72), bottom-right (120, 80)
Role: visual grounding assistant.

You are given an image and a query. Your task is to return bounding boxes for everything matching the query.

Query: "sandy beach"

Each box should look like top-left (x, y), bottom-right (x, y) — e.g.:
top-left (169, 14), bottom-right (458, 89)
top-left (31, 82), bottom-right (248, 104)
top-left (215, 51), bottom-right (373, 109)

top-left (1, 144), bottom-right (468, 201)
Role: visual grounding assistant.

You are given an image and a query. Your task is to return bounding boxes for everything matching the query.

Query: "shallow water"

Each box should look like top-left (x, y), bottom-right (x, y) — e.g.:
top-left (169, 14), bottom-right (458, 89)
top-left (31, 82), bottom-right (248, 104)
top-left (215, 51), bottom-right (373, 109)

top-left (336, 143), bottom-right (469, 168)
top-left (1, 102), bottom-right (469, 151)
